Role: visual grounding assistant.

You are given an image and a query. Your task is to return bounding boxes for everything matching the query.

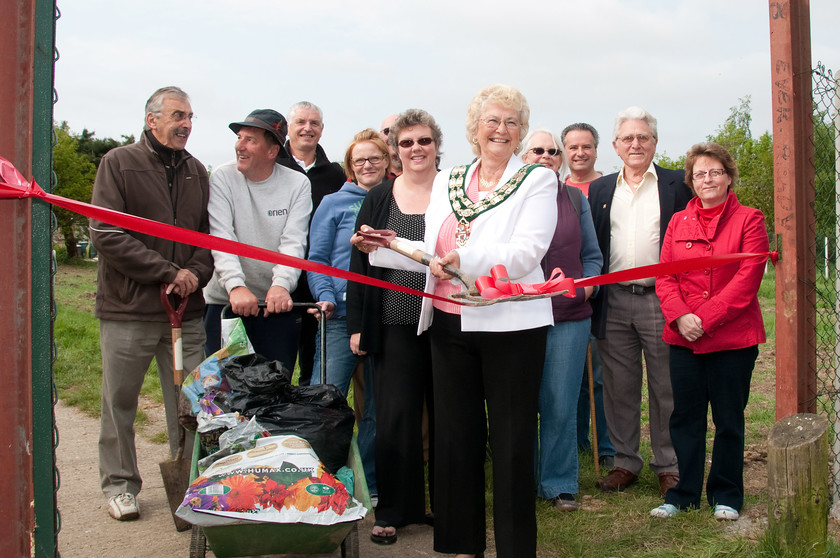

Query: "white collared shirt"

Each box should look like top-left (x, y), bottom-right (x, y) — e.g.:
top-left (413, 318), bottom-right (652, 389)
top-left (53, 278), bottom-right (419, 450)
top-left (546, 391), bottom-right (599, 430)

top-left (609, 162), bottom-right (660, 287)
top-left (293, 154), bottom-right (316, 172)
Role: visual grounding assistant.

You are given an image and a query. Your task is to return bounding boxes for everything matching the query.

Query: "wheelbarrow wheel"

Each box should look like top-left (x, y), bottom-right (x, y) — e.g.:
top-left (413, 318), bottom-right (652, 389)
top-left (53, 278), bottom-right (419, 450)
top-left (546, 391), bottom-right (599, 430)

top-left (340, 522), bottom-right (359, 558)
top-left (189, 525), bottom-right (207, 558)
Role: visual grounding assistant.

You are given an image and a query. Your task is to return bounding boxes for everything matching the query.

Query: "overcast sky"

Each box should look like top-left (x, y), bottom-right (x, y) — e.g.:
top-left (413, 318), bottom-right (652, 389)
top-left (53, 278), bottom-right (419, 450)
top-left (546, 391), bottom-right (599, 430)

top-left (53, 0), bottom-right (840, 175)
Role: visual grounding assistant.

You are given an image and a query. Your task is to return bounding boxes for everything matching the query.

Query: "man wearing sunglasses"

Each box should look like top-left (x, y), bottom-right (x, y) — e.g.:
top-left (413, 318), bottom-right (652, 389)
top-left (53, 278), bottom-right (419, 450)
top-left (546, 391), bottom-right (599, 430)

top-left (588, 107), bottom-right (692, 499)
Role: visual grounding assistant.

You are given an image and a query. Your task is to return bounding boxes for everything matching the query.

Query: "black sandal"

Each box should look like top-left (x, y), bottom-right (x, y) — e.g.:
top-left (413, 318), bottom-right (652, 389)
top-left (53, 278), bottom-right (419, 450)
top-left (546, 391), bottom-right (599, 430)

top-left (370, 520), bottom-right (397, 545)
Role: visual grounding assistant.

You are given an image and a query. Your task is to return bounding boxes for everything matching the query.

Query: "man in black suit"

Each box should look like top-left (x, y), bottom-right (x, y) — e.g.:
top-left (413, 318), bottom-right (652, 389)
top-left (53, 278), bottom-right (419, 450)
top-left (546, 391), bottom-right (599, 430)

top-left (588, 107), bottom-right (693, 497)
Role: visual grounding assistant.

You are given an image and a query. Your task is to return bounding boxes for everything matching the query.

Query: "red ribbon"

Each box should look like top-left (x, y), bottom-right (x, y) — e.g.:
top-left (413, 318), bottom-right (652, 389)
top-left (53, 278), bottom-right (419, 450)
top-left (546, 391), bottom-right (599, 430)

top-left (475, 253), bottom-right (777, 299)
top-left (475, 265), bottom-right (577, 299)
top-left (0, 157), bottom-right (455, 305)
top-left (1, 156), bottom-right (779, 304)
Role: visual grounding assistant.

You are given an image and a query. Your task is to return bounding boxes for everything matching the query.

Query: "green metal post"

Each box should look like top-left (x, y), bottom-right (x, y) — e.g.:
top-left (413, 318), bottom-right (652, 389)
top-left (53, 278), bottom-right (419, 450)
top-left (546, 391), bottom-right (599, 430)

top-left (32, 0), bottom-right (58, 555)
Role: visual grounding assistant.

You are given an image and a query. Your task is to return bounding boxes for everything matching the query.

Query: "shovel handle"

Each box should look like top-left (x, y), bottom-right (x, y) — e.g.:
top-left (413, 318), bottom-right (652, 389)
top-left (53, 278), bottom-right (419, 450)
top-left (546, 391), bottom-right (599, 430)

top-left (160, 284), bottom-right (188, 328)
top-left (357, 228), bottom-right (476, 293)
top-left (160, 285), bottom-right (187, 385)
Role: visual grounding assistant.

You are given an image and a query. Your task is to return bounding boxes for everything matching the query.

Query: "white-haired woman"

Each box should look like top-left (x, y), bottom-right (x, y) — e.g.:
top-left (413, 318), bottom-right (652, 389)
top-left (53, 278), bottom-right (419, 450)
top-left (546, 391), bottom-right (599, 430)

top-left (355, 84), bottom-right (557, 558)
top-left (522, 129), bottom-right (602, 512)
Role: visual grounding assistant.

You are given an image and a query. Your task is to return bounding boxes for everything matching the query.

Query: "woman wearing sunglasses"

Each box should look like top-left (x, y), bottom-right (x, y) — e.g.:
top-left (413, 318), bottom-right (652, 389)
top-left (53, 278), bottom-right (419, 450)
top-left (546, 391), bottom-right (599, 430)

top-left (306, 128), bottom-right (390, 502)
top-left (522, 129), bottom-right (602, 512)
top-left (347, 109), bottom-right (442, 545)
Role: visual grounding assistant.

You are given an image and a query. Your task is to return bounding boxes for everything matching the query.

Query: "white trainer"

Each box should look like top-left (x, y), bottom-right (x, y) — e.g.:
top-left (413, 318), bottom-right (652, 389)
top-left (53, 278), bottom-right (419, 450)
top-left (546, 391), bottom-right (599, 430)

top-left (713, 504), bottom-right (739, 521)
top-left (108, 493), bottom-right (140, 521)
top-left (650, 503), bottom-right (679, 518)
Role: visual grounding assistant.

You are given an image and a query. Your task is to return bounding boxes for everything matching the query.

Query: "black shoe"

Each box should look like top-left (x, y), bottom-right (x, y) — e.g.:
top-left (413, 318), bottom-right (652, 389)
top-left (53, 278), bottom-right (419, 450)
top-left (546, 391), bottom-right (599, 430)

top-left (551, 493), bottom-right (580, 511)
top-left (370, 520), bottom-right (397, 545)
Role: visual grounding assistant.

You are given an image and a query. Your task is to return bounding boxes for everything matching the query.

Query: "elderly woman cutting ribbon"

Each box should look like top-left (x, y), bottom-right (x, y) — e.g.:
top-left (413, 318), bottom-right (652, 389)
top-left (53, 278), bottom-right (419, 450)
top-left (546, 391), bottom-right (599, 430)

top-left (354, 84), bottom-right (557, 558)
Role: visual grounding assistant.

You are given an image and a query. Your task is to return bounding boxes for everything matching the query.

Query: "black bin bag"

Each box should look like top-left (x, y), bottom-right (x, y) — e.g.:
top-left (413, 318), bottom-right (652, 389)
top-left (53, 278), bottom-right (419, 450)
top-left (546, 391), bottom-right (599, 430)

top-left (221, 354), bottom-right (354, 473)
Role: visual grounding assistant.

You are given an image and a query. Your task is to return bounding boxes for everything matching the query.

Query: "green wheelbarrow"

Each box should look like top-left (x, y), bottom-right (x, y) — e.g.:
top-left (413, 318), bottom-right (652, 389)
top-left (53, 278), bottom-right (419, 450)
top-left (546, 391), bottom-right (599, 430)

top-left (188, 302), bottom-right (370, 558)
top-left (188, 434), bottom-right (370, 558)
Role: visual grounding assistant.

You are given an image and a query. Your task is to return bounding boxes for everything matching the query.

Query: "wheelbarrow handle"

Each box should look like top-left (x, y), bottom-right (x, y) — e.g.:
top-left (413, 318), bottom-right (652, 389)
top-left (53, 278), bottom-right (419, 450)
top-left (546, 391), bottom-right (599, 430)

top-left (221, 302), bottom-right (326, 385)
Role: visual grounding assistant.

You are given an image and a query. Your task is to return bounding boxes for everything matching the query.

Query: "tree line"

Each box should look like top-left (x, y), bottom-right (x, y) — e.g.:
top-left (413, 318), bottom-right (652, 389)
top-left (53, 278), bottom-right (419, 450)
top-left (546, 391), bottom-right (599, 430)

top-left (52, 122), bottom-right (134, 258)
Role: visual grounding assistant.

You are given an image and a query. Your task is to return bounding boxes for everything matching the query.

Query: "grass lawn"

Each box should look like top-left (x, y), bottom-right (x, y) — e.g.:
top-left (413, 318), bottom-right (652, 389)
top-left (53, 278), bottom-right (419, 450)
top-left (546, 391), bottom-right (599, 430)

top-left (54, 258), bottom-right (840, 556)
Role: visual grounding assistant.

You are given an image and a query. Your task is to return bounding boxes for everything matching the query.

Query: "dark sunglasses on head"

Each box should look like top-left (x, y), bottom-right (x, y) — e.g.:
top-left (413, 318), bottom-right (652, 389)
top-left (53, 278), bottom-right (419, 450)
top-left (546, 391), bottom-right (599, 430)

top-left (530, 147), bottom-right (561, 156)
top-left (398, 137), bottom-right (434, 148)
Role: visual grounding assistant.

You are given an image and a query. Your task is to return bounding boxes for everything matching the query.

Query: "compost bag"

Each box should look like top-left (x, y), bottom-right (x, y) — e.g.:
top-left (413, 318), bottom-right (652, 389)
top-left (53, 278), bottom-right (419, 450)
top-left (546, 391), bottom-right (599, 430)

top-left (176, 434), bottom-right (367, 527)
top-left (221, 355), bottom-right (354, 473)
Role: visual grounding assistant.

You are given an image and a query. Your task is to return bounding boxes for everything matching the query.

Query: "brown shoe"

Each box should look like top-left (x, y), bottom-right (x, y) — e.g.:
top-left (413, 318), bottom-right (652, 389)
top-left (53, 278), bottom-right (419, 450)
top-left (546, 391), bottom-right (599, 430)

top-left (597, 467), bottom-right (638, 492)
top-left (658, 472), bottom-right (679, 497)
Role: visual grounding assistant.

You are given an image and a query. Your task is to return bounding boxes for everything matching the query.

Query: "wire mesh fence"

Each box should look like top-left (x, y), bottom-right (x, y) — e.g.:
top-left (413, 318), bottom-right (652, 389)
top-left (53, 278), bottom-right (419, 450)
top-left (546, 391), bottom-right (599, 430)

top-left (810, 61), bottom-right (840, 516)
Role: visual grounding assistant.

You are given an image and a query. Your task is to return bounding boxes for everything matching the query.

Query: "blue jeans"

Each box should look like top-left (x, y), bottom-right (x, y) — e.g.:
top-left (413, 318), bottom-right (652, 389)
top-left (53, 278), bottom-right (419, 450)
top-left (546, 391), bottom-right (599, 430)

top-left (311, 316), bottom-right (377, 495)
top-left (536, 318), bottom-right (590, 498)
top-left (576, 334), bottom-right (615, 457)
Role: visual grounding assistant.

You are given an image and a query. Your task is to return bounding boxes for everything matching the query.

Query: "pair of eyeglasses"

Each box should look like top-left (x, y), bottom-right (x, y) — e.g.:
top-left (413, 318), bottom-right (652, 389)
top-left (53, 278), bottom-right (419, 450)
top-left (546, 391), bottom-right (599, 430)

top-left (398, 137), bottom-right (433, 149)
top-left (529, 147), bottom-right (561, 156)
top-left (692, 169), bottom-right (727, 180)
top-left (482, 117), bottom-right (520, 130)
top-left (617, 134), bottom-right (653, 145)
top-left (351, 156), bottom-right (385, 168)
top-left (169, 110), bottom-right (194, 122)
top-left (381, 127), bottom-right (390, 136)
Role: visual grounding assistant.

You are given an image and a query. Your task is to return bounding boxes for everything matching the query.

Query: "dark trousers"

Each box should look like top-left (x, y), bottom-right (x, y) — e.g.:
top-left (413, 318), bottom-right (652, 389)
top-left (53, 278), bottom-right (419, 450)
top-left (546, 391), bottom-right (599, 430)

top-left (665, 345), bottom-right (757, 511)
top-left (373, 324), bottom-right (434, 527)
top-left (296, 312), bottom-right (317, 385)
top-left (204, 304), bottom-right (301, 373)
top-left (429, 310), bottom-right (546, 558)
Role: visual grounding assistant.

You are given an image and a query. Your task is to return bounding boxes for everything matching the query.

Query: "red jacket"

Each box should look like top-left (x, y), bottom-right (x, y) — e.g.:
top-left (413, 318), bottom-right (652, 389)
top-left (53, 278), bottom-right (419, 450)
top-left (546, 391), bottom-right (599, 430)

top-left (656, 191), bottom-right (768, 354)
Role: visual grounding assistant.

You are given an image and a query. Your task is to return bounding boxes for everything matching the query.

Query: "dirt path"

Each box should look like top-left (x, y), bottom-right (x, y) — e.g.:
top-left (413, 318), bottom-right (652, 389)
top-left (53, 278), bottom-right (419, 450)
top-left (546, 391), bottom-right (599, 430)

top-left (55, 400), bottom-right (451, 558)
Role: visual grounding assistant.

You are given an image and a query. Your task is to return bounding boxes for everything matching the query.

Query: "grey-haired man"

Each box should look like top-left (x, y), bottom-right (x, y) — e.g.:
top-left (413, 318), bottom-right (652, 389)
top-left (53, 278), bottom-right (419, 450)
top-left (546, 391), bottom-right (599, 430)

top-left (91, 86), bottom-right (213, 521)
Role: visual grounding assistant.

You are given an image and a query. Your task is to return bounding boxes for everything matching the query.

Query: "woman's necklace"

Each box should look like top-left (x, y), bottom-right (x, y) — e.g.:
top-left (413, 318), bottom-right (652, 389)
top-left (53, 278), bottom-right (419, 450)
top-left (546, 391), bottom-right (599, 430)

top-left (478, 175), bottom-right (498, 190)
top-left (478, 164), bottom-right (503, 191)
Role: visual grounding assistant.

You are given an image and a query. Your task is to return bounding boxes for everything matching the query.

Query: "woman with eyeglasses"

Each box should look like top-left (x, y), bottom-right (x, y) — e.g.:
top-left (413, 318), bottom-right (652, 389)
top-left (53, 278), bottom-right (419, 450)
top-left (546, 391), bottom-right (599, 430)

top-left (649, 142), bottom-right (768, 521)
top-left (346, 109), bottom-right (442, 545)
top-left (306, 128), bottom-right (390, 501)
top-left (354, 85), bottom-right (557, 557)
top-left (521, 129), bottom-right (603, 513)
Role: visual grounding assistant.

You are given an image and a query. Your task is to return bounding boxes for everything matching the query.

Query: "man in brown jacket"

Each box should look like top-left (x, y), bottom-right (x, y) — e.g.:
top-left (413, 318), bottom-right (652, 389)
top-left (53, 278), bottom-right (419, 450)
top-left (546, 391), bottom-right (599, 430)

top-left (89, 86), bottom-right (213, 521)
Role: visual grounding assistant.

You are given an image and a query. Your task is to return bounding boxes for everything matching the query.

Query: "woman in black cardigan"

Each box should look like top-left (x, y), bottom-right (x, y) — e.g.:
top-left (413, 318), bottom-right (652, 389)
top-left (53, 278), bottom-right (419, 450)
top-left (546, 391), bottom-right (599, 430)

top-left (347, 108), bottom-right (442, 545)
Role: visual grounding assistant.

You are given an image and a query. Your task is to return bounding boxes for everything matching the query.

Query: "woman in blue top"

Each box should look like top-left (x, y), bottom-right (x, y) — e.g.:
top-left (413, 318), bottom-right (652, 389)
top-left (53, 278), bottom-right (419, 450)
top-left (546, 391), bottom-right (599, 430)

top-left (307, 128), bottom-right (390, 499)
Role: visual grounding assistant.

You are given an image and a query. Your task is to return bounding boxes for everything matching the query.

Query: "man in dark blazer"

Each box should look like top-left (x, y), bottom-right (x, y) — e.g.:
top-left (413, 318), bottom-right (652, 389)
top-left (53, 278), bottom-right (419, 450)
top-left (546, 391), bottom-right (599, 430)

top-left (588, 106), bottom-right (693, 498)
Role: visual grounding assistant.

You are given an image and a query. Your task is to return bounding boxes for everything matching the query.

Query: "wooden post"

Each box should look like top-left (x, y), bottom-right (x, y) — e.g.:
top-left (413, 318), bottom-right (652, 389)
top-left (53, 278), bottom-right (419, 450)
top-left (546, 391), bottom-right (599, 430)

top-left (768, 413), bottom-right (829, 555)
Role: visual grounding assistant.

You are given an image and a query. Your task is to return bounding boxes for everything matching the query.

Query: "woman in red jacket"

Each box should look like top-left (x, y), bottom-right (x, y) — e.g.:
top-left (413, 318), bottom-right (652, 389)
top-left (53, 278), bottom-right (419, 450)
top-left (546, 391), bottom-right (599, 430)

top-left (649, 142), bottom-right (768, 521)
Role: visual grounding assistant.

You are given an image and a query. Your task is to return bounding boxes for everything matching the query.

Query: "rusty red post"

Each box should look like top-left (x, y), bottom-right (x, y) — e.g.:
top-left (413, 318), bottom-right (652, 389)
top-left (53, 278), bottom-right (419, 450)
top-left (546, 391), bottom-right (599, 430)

top-left (0, 0), bottom-right (36, 555)
top-left (769, 0), bottom-right (817, 418)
